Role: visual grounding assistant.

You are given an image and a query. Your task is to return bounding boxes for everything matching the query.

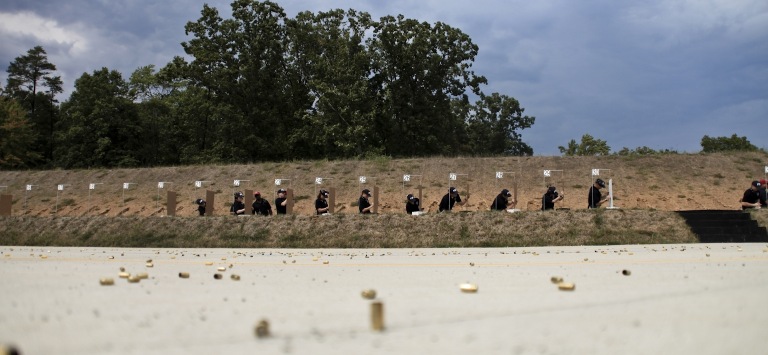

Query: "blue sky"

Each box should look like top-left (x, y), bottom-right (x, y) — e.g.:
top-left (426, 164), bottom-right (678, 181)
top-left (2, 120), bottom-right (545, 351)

top-left (1, 0), bottom-right (766, 155)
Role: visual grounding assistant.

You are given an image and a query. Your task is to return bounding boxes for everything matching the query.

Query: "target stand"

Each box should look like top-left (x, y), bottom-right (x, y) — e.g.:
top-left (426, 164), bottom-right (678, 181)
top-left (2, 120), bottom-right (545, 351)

top-left (591, 168), bottom-right (619, 210)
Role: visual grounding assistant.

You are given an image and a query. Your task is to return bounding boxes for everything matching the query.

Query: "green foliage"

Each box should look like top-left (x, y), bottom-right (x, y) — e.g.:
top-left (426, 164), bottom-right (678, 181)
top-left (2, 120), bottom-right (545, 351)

top-left (3, 46), bottom-right (63, 165)
top-left (700, 134), bottom-right (757, 153)
top-left (4, 2), bottom-right (538, 169)
top-left (0, 96), bottom-right (41, 167)
top-left (558, 134), bottom-right (610, 156)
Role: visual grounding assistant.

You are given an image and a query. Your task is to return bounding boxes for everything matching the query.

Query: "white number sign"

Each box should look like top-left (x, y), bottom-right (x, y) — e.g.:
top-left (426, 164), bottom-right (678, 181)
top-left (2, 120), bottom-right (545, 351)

top-left (123, 183), bottom-right (130, 190)
top-left (194, 181), bottom-right (202, 188)
top-left (449, 173), bottom-right (457, 181)
top-left (26, 185), bottom-right (32, 191)
top-left (57, 184), bottom-right (64, 191)
top-left (274, 179), bottom-right (282, 186)
top-left (592, 169), bottom-right (600, 176)
top-left (89, 183), bottom-right (96, 190)
top-left (233, 180), bottom-right (241, 187)
top-left (403, 175), bottom-right (411, 182)
top-left (543, 170), bottom-right (551, 177)
top-left (157, 182), bottom-right (164, 189)
top-left (359, 176), bottom-right (367, 183)
top-left (496, 172), bottom-right (503, 179)
top-left (315, 177), bottom-right (323, 185)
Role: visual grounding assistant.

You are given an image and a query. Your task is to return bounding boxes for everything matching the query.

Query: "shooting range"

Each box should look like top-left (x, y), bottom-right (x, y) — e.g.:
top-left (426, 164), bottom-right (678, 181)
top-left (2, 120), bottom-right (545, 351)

top-left (402, 174), bottom-right (424, 211)
top-left (157, 182), bottom-right (173, 210)
top-left (0, 194), bottom-right (11, 216)
top-left (447, 172), bottom-right (469, 212)
top-left (314, 177), bottom-right (334, 214)
top-left (121, 183), bottom-right (136, 208)
top-left (55, 184), bottom-right (70, 214)
top-left (23, 184), bottom-right (35, 214)
top-left (88, 183), bottom-right (103, 214)
top-left (591, 168), bottom-right (619, 209)
top-left (543, 169), bottom-right (565, 210)
top-left (274, 178), bottom-right (293, 215)
top-left (495, 170), bottom-right (520, 212)
top-left (359, 175), bottom-right (378, 214)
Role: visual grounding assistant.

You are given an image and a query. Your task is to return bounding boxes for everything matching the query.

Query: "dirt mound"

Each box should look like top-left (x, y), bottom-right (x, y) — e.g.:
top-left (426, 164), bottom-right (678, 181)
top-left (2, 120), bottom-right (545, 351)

top-left (1, 152), bottom-right (766, 217)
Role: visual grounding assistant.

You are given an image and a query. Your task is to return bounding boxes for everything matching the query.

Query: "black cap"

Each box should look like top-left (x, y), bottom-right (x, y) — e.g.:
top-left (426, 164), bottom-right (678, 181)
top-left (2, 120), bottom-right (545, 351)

top-left (752, 180), bottom-right (761, 188)
top-left (195, 199), bottom-right (205, 205)
top-left (277, 188), bottom-right (287, 193)
top-left (596, 179), bottom-right (606, 188)
top-left (449, 187), bottom-right (458, 194)
top-left (321, 189), bottom-right (329, 197)
top-left (234, 191), bottom-right (244, 198)
top-left (362, 189), bottom-right (371, 196)
top-left (501, 189), bottom-right (511, 197)
top-left (407, 194), bottom-right (415, 201)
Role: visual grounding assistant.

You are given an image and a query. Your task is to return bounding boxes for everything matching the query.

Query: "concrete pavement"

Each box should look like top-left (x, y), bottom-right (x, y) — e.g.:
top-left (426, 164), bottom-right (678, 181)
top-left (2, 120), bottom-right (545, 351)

top-left (1, 243), bottom-right (766, 354)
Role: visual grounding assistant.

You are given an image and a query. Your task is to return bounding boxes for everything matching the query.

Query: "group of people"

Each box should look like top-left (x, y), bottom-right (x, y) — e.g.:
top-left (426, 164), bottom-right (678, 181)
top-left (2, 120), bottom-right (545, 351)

top-left (741, 179), bottom-right (767, 210)
top-left (193, 178), bottom-right (621, 216)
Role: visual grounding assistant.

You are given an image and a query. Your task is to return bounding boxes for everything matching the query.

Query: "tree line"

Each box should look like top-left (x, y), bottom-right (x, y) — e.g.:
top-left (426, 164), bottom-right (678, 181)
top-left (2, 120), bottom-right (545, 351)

top-left (0, 0), bottom-right (536, 169)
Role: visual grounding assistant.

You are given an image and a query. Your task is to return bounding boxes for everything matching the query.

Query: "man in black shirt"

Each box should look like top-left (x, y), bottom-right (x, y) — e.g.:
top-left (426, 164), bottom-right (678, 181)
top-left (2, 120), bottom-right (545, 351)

top-left (439, 187), bottom-right (468, 212)
top-left (359, 189), bottom-right (373, 214)
top-left (230, 192), bottom-right (246, 215)
top-left (315, 190), bottom-right (330, 215)
top-left (251, 191), bottom-right (273, 216)
top-left (195, 199), bottom-right (206, 216)
top-left (275, 188), bottom-right (288, 214)
top-left (490, 189), bottom-right (516, 211)
top-left (588, 179), bottom-right (609, 209)
top-left (740, 181), bottom-right (762, 210)
top-left (542, 186), bottom-right (564, 210)
top-left (405, 194), bottom-right (421, 214)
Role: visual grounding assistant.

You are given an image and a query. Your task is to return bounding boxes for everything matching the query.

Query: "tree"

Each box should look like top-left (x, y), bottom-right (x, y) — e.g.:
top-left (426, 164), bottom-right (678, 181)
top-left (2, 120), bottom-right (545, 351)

top-left (0, 96), bottom-right (40, 167)
top-left (183, 0), bottom-right (298, 161)
top-left (465, 93), bottom-right (535, 155)
top-left (700, 134), bottom-right (757, 153)
top-left (56, 68), bottom-right (142, 168)
top-left (558, 134), bottom-right (610, 156)
top-left (4, 46), bottom-right (63, 164)
top-left (368, 15), bottom-right (487, 156)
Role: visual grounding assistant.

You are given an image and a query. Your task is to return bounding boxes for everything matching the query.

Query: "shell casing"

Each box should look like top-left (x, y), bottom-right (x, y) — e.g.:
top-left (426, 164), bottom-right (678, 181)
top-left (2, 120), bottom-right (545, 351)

top-left (178, 272), bottom-right (190, 278)
top-left (145, 263), bottom-right (154, 268)
top-left (118, 272), bottom-right (130, 278)
top-left (558, 282), bottom-right (576, 291)
top-left (230, 274), bottom-right (241, 281)
top-left (323, 261), bottom-right (329, 265)
top-left (550, 276), bottom-right (564, 284)
top-left (127, 275), bottom-right (141, 283)
top-left (205, 262), bottom-right (214, 266)
top-left (99, 278), bottom-right (115, 286)
top-left (371, 302), bottom-right (385, 331)
top-left (255, 320), bottom-right (270, 338)
top-left (361, 289), bottom-right (377, 300)
top-left (621, 269), bottom-right (631, 276)
top-left (459, 283), bottom-right (479, 293)
top-left (217, 267), bottom-right (226, 272)
top-left (213, 273), bottom-right (223, 279)
top-left (136, 272), bottom-right (149, 279)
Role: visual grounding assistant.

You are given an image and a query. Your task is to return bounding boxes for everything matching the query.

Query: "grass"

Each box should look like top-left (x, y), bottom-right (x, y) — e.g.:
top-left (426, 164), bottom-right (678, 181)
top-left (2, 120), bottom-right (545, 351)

top-left (0, 209), bottom-right (699, 248)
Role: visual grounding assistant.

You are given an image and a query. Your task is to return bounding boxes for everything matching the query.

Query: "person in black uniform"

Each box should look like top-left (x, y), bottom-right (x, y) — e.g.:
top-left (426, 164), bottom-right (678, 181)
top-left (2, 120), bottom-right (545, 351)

top-left (588, 179), bottom-right (609, 209)
top-left (740, 180), bottom-right (762, 210)
top-left (315, 189), bottom-right (330, 215)
top-left (541, 186), bottom-right (564, 210)
top-left (490, 189), bottom-right (516, 211)
top-left (230, 191), bottom-right (246, 215)
top-left (359, 189), bottom-right (373, 214)
top-left (251, 191), bottom-right (273, 216)
top-left (406, 194), bottom-right (421, 214)
top-left (439, 187), bottom-right (468, 212)
top-left (195, 199), bottom-right (206, 216)
top-left (275, 188), bottom-right (288, 215)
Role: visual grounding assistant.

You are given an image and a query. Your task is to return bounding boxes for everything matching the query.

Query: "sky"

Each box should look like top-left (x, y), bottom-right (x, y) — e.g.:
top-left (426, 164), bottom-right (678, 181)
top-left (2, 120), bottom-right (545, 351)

top-left (1, 0), bottom-right (766, 155)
